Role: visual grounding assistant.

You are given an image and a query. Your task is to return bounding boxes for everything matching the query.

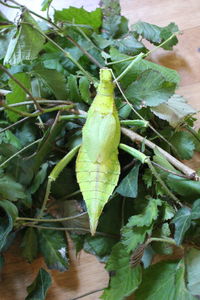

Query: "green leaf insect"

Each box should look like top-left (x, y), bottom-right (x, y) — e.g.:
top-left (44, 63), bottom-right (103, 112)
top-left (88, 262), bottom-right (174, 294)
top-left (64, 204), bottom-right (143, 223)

top-left (44, 68), bottom-right (147, 236)
top-left (76, 68), bottom-right (121, 235)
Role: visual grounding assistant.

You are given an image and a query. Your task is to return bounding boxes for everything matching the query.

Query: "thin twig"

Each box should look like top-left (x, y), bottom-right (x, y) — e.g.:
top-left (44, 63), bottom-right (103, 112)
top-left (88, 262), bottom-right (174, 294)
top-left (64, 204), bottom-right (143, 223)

top-left (121, 127), bottom-right (199, 180)
top-left (151, 161), bottom-right (194, 180)
top-left (0, 116), bottom-right (29, 134)
top-left (0, 64), bottom-right (43, 112)
top-left (0, 138), bottom-right (41, 168)
top-left (16, 212), bottom-right (87, 223)
top-left (0, 100), bottom-right (72, 111)
top-left (0, 0), bottom-right (19, 9)
top-left (2, 103), bottom-right (73, 117)
top-left (69, 288), bottom-right (106, 300)
top-left (65, 35), bottom-right (103, 68)
top-left (24, 224), bottom-right (118, 238)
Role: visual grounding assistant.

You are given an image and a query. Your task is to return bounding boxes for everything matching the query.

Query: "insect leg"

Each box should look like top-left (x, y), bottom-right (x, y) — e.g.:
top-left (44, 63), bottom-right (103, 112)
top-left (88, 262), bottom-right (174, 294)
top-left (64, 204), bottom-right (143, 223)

top-left (39, 145), bottom-right (80, 217)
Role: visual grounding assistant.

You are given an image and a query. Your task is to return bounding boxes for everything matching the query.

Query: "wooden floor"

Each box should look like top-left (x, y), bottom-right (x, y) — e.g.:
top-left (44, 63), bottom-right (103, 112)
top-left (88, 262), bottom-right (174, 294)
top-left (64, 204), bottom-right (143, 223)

top-left (1, 0), bottom-right (200, 299)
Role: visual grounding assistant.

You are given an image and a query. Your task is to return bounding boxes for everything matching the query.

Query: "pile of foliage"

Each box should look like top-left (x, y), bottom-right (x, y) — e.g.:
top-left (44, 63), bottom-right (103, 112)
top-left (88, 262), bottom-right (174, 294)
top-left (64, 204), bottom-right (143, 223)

top-left (0, 0), bottom-right (200, 299)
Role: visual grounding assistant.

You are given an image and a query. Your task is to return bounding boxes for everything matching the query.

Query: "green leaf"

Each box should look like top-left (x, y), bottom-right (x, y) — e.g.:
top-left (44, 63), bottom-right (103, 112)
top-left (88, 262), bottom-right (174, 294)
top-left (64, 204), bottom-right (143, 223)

top-left (114, 35), bottom-right (145, 55)
top-left (170, 131), bottom-right (195, 160)
top-left (0, 174), bottom-right (28, 202)
top-left (52, 168), bottom-right (79, 198)
top-left (67, 74), bottom-right (81, 102)
top-left (38, 225), bottom-right (68, 271)
top-left (185, 248), bottom-right (200, 296)
top-left (83, 235), bottom-right (116, 262)
top-left (91, 33), bottom-right (112, 49)
top-left (167, 174), bottom-right (200, 197)
top-left (163, 202), bottom-right (175, 221)
top-left (116, 162), bottom-right (140, 198)
top-left (0, 200), bottom-right (18, 251)
top-left (6, 72), bottom-right (30, 122)
top-left (97, 195), bottom-right (122, 235)
top-left (0, 28), bottom-right (15, 60)
top-left (125, 70), bottom-right (176, 107)
top-left (0, 199), bottom-right (18, 221)
top-left (100, 0), bottom-right (128, 38)
top-left (132, 21), bottom-right (161, 43)
top-left (152, 223), bottom-right (173, 255)
top-left (79, 76), bottom-right (92, 104)
top-left (70, 233), bottom-right (85, 255)
top-left (153, 147), bottom-right (178, 174)
top-left (122, 226), bottom-right (150, 253)
top-left (54, 7), bottom-right (102, 32)
top-left (151, 94), bottom-right (196, 127)
top-left (126, 198), bottom-right (162, 228)
top-left (32, 67), bottom-right (67, 100)
top-left (15, 122), bottom-right (37, 147)
top-left (21, 228), bottom-right (38, 263)
top-left (122, 198), bottom-right (161, 252)
top-left (5, 130), bottom-right (22, 149)
top-left (25, 268), bottom-right (52, 300)
top-left (191, 198), bottom-right (200, 220)
top-left (29, 163), bottom-right (48, 194)
top-left (135, 260), bottom-right (195, 300)
top-left (4, 11), bottom-right (45, 65)
top-left (172, 207), bottom-right (191, 244)
top-left (174, 260), bottom-right (196, 300)
top-left (41, 0), bottom-right (53, 11)
top-left (132, 21), bottom-right (178, 50)
top-left (101, 243), bottom-right (142, 300)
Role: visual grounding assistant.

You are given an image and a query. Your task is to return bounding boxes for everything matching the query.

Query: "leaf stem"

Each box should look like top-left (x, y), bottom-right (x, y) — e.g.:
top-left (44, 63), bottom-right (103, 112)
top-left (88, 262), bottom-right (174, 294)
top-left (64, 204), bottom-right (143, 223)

top-left (0, 138), bottom-right (41, 168)
top-left (147, 158), bottom-right (182, 205)
top-left (0, 64), bottom-right (43, 112)
top-left (16, 212), bottom-right (87, 223)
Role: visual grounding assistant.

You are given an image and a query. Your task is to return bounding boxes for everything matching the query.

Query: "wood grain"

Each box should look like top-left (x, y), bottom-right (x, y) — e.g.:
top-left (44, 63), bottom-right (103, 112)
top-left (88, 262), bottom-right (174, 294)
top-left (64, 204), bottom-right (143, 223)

top-left (1, 0), bottom-right (200, 299)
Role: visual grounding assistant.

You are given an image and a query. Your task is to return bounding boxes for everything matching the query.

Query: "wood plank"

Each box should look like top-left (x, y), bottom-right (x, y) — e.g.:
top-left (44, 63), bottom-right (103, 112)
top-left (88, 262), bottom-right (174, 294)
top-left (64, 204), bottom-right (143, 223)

top-left (149, 27), bottom-right (200, 87)
top-left (121, 0), bottom-right (200, 30)
top-left (0, 241), bottom-right (108, 300)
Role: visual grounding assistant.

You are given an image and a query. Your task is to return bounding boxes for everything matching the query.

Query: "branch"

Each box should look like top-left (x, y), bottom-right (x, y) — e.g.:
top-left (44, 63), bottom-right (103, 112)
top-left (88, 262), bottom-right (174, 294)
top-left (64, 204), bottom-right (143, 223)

top-left (0, 64), bottom-right (43, 112)
top-left (121, 127), bottom-right (199, 180)
top-left (24, 224), bottom-right (118, 238)
top-left (0, 100), bottom-right (72, 111)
